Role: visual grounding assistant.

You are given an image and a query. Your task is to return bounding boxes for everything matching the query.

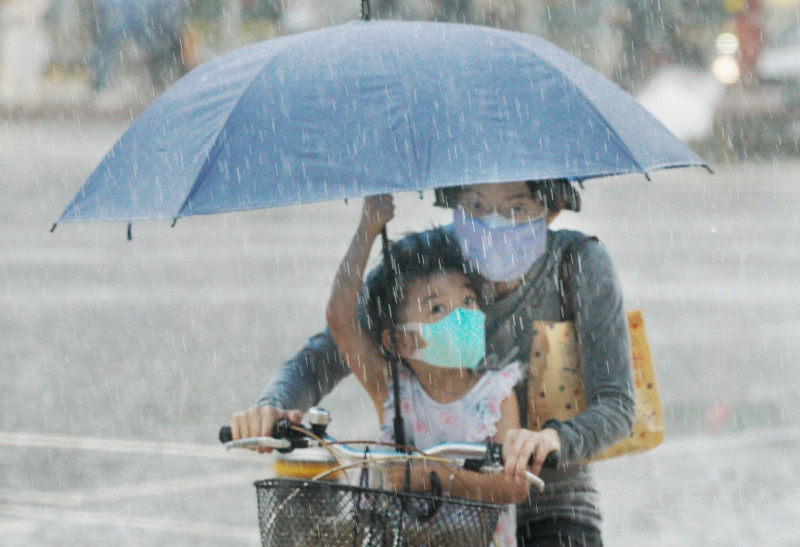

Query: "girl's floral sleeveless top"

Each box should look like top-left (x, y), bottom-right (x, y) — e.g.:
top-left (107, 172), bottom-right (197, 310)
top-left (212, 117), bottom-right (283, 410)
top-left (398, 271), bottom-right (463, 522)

top-left (380, 361), bottom-right (522, 547)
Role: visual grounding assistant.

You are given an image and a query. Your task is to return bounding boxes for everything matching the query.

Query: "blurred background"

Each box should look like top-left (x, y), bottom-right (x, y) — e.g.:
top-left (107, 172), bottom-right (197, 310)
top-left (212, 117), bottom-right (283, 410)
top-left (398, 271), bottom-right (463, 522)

top-left (1, 0), bottom-right (799, 158)
top-left (2, 1), bottom-right (799, 545)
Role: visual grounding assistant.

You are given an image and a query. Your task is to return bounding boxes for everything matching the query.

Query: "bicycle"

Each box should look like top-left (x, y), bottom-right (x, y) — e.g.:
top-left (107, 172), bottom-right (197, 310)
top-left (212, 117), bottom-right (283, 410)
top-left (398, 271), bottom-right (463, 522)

top-left (219, 407), bottom-right (555, 546)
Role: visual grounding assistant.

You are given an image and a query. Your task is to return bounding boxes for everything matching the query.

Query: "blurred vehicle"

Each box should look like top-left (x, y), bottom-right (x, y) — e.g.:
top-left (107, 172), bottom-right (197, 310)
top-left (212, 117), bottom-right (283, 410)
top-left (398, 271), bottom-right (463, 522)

top-left (709, 15), bottom-right (800, 157)
top-left (756, 22), bottom-right (800, 103)
top-left (757, 23), bottom-right (800, 81)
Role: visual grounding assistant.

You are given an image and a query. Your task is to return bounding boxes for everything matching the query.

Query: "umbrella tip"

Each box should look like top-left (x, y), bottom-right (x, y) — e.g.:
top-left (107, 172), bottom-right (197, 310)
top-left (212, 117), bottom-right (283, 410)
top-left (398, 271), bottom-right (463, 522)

top-left (171, 218), bottom-right (178, 228)
top-left (127, 222), bottom-right (133, 241)
top-left (50, 223), bottom-right (57, 233)
top-left (704, 165), bottom-right (715, 175)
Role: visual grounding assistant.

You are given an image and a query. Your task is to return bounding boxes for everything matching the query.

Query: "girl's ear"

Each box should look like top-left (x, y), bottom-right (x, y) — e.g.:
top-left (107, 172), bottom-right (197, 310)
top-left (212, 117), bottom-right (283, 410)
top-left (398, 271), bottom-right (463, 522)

top-left (382, 328), bottom-right (414, 359)
top-left (380, 329), bottom-right (393, 355)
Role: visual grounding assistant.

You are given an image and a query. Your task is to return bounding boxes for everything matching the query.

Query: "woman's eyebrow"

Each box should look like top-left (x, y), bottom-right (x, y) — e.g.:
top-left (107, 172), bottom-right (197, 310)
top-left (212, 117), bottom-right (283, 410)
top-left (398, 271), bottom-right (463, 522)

top-left (465, 190), bottom-right (531, 201)
top-left (506, 192), bottom-right (534, 200)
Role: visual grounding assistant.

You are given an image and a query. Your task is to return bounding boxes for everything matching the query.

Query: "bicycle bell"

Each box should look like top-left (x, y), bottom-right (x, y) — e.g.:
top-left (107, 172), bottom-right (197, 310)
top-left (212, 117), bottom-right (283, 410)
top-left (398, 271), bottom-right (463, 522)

top-left (308, 407), bottom-right (331, 437)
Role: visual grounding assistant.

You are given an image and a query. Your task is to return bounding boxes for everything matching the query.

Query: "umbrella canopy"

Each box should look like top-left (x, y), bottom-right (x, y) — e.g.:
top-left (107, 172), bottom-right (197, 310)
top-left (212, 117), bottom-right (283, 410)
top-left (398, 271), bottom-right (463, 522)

top-left (58, 20), bottom-right (707, 224)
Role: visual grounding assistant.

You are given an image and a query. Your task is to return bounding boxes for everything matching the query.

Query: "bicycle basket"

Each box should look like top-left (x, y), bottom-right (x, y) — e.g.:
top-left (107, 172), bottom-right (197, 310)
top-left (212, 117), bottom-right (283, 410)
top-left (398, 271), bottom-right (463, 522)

top-left (254, 478), bottom-right (503, 547)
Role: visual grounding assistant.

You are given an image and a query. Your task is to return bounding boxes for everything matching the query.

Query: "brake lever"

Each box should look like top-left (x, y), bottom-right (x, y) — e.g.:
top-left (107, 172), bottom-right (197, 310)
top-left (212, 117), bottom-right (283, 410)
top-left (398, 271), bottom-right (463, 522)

top-left (217, 419), bottom-right (311, 453)
top-left (220, 407), bottom-right (332, 453)
top-left (459, 442), bottom-right (554, 493)
top-left (481, 442), bottom-right (560, 470)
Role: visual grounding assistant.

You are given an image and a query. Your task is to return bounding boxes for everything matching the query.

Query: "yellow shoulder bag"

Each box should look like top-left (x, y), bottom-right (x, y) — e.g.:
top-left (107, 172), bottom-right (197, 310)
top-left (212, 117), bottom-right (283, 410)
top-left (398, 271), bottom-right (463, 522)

top-left (527, 238), bottom-right (664, 461)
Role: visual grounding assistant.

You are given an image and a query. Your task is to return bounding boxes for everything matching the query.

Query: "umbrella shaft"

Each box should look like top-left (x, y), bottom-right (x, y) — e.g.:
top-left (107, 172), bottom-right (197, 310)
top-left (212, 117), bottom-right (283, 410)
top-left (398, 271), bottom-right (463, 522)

top-left (381, 225), bottom-right (406, 451)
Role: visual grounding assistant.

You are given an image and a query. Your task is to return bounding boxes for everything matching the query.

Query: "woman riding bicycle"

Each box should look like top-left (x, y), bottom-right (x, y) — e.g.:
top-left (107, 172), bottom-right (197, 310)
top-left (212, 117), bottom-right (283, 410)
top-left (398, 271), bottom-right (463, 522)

top-left (233, 179), bottom-right (635, 546)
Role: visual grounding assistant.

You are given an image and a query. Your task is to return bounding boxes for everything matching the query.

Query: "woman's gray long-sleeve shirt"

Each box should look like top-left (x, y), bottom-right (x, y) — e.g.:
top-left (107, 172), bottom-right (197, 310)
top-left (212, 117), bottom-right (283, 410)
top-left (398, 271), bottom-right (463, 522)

top-left (258, 226), bottom-right (635, 529)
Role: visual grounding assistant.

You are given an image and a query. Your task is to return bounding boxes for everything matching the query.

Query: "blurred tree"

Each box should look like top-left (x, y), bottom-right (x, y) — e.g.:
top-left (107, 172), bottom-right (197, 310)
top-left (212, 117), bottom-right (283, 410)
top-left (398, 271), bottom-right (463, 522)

top-left (88, 0), bottom-right (187, 94)
top-left (615, 0), bottom-right (727, 90)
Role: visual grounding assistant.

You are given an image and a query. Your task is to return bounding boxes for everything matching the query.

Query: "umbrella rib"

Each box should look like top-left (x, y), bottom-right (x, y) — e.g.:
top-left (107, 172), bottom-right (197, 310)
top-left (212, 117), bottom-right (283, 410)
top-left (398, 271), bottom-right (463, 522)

top-left (499, 31), bottom-right (648, 175)
top-left (387, 43), bottom-right (422, 192)
top-left (172, 35), bottom-right (309, 219)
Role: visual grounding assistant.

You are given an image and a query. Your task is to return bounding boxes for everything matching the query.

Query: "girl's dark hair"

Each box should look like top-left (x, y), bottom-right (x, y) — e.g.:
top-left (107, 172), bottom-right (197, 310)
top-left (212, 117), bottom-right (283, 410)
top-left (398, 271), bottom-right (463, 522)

top-left (433, 178), bottom-right (582, 212)
top-left (361, 229), bottom-right (475, 343)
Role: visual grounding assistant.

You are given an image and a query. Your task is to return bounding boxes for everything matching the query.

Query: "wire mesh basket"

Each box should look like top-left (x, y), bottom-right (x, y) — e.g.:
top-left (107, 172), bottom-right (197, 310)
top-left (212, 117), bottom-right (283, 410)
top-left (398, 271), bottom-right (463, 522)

top-left (254, 478), bottom-right (502, 546)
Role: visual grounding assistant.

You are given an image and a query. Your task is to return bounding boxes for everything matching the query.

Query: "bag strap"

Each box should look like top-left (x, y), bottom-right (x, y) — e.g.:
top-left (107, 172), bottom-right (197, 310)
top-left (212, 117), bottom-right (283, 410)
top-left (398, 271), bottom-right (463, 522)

top-left (519, 235), bottom-right (598, 430)
top-left (557, 236), bottom-right (599, 321)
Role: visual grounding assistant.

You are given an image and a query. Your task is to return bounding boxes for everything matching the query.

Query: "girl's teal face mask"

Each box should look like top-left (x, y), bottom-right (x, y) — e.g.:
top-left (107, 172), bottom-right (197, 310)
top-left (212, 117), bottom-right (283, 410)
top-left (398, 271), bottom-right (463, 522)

top-left (400, 308), bottom-right (486, 370)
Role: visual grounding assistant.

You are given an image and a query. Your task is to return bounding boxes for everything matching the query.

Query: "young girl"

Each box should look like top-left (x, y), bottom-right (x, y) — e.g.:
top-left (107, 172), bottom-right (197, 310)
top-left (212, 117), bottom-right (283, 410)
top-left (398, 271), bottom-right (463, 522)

top-left (326, 195), bottom-right (535, 546)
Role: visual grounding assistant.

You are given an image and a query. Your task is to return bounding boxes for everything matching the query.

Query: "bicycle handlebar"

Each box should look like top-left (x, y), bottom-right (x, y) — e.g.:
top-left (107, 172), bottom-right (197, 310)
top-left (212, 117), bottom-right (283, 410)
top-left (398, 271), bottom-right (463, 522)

top-left (219, 410), bottom-right (558, 493)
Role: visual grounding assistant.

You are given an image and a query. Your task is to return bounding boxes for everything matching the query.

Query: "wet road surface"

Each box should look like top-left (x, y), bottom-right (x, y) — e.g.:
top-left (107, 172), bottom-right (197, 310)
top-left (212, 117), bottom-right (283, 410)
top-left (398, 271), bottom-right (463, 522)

top-left (2, 118), bottom-right (799, 544)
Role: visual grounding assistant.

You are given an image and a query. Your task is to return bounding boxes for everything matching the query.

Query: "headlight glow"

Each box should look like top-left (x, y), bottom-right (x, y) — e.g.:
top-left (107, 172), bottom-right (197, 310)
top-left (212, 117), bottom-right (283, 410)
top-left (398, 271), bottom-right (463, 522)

top-left (715, 33), bottom-right (739, 55)
top-left (711, 55), bottom-right (741, 84)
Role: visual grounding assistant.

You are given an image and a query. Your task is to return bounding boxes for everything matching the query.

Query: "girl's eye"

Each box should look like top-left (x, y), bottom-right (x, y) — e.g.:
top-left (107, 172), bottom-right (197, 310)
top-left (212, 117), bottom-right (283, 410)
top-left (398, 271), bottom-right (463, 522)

top-left (463, 295), bottom-right (475, 307)
top-left (468, 201), bottom-right (484, 213)
top-left (431, 304), bottom-right (446, 315)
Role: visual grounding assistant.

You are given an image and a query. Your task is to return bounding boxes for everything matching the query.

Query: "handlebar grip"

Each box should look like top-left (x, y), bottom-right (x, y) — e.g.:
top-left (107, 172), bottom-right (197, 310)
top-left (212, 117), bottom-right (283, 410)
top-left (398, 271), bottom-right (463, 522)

top-left (542, 451), bottom-right (559, 470)
top-left (486, 442), bottom-right (559, 470)
top-left (217, 423), bottom-right (299, 452)
top-left (524, 450), bottom-right (559, 470)
top-left (218, 418), bottom-right (291, 445)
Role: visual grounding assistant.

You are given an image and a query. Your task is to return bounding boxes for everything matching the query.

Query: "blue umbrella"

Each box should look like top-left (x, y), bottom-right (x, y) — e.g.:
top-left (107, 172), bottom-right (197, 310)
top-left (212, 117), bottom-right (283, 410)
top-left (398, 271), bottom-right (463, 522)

top-left (57, 19), bottom-right (707, 225)
top-left (55, 15), bottom-right (709, 451)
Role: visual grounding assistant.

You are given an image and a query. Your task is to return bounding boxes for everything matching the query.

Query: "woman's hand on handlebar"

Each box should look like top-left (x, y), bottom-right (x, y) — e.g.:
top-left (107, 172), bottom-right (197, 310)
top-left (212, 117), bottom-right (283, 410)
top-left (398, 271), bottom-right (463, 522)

top-left (230, 406), bottom-right (304, 453)
top-left (502, 428), bottom-right (561, 478)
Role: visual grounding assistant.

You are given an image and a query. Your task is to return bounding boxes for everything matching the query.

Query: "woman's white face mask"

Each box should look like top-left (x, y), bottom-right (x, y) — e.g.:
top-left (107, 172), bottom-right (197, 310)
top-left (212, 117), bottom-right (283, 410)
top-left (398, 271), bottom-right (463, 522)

top-left (452, 208), bottom-right (548, 282)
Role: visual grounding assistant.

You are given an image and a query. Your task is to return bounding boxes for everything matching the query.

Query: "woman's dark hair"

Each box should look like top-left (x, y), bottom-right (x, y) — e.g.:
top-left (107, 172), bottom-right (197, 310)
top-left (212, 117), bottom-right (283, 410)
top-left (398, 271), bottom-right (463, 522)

top-left (433, 178), bottom-right (582, 212)
top-left (361, 229), bottom-right (475, 343)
